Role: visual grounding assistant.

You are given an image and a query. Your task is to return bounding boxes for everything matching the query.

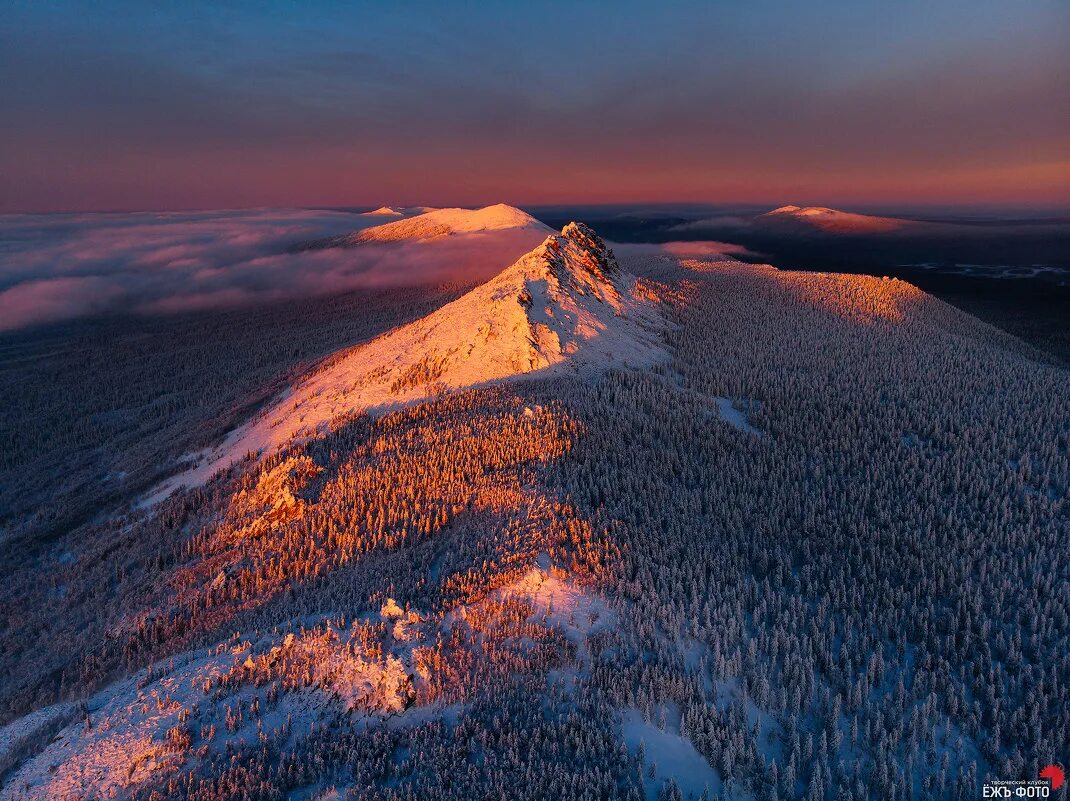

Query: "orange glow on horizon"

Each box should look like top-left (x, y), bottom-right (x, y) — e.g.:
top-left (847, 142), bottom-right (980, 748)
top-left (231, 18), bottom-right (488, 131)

top-left (5, 146), bottom-right (1067, 214)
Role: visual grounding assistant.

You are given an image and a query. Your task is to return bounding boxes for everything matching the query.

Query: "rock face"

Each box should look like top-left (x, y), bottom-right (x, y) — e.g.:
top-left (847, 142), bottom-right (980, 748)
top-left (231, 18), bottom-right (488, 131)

top-left (178, 221), bottom-right (666, 484)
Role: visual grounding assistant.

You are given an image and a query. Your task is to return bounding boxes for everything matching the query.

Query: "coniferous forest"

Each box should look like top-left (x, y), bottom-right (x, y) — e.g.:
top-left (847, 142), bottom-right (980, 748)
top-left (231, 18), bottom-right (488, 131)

top-left (0, 235), bottom-right (1067, 801)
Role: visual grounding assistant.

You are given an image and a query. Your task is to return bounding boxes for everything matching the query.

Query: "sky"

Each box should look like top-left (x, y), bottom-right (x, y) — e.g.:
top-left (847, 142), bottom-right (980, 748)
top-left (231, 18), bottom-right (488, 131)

top-left (2, 0), bottom-right (1068, 213)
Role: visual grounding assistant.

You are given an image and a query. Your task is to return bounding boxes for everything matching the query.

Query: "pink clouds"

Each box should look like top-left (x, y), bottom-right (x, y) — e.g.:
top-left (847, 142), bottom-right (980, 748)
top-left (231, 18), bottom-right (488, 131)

top-left (0, 276), bottom-right (125, 331)
top-left (0, 210), bottom-right (548, 331)
top-left (611, 240), bottom-right (758, 260)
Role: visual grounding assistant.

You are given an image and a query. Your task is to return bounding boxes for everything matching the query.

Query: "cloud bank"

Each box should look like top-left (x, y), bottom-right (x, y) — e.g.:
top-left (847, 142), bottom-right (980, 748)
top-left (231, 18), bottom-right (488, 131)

top-left (0, 209), bottom-right (548, 331)
top-left (611, 240), bottom-right (757, 260)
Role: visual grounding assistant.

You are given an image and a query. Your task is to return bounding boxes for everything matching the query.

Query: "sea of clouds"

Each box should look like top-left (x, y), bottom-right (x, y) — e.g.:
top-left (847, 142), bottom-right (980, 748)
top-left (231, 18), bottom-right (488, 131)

top-left (0, 209), bottom-right (552, 331)
top-left (0, 209), bottom-right (756, 332)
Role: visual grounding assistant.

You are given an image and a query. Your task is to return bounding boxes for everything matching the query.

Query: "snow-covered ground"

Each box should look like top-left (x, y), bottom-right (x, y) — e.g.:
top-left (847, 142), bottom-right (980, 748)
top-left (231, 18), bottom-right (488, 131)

top-left (0, 650), bottom-right (234, 800)
top-left (0, 702), bottom-right (80, 781)
top-left (621, 706), bottom-right (721, 801)
top-left (481, 560), bottom-right (618, 666)
top-left (712, 397), bottom-right (762, 436)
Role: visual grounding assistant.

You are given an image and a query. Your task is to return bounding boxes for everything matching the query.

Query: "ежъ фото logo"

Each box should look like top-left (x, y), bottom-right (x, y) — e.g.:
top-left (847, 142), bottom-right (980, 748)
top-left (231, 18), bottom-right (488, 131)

top-left (982, 764), bottom-right (1065, 798)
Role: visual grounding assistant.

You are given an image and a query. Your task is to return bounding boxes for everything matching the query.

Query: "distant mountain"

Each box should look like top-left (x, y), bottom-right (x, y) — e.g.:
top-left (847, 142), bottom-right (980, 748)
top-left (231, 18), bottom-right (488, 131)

top-left (361, 205), bottom-right (443, 217)
top-left (163, 221), bottom-right (664, 490)
top-left (758, 205), bottom-right (915, 234)
top-left (304, 204), bottom-right (551, 249)
top-left (668, 204), bottom-right (926, 239)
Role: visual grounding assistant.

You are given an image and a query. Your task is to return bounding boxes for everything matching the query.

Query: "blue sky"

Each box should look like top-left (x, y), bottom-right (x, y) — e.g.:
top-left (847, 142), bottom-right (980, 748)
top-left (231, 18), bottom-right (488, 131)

top-left (2, 0), bottom-right (1067, 211)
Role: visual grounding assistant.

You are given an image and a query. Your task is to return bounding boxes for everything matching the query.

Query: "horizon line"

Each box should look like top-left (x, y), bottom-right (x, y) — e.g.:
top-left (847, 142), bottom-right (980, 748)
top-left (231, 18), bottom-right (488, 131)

top-left (3, 199), bottom-right (1069, 219)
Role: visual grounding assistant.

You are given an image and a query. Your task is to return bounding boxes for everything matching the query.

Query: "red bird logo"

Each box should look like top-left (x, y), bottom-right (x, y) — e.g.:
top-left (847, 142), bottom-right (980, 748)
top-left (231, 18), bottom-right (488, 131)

top-left (1040, 764), bottom-right (1065, 791)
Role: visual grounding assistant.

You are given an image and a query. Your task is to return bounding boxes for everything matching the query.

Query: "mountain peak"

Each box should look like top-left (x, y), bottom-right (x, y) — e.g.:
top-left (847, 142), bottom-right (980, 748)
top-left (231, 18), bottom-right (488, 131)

top-left (559, 221), bottom-right (620, 278)
top-left (171, 223), bottom-right (664, 486)
top-left (503, 222), bottom-right (623, 308)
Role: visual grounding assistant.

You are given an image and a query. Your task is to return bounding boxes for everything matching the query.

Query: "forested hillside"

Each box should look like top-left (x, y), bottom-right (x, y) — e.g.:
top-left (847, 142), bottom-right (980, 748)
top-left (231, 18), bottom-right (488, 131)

top-left (0, 284), bottom-right (468, 544)
top-left (0, 229), bottom-right (1066, 801)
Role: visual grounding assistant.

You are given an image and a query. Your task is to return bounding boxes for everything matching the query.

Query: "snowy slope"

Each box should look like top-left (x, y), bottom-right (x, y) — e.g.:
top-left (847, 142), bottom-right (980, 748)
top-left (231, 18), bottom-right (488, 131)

top-left (154, 221), bottom-right (665, 494)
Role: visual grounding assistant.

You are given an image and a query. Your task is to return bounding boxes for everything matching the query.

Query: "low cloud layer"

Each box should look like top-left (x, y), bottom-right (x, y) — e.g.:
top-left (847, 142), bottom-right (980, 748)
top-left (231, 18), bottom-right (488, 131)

top-left (611, 240), bottom-right (757, 259)
top-left (0, 209), bottom-right (548, 331)
top-left (668, 216), bottom-right (757, 234)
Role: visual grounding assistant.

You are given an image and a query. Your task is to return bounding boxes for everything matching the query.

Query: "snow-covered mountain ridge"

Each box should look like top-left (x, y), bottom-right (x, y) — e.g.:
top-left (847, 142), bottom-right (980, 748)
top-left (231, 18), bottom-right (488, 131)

top-left (161, 220), bottom-right (665, 491)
